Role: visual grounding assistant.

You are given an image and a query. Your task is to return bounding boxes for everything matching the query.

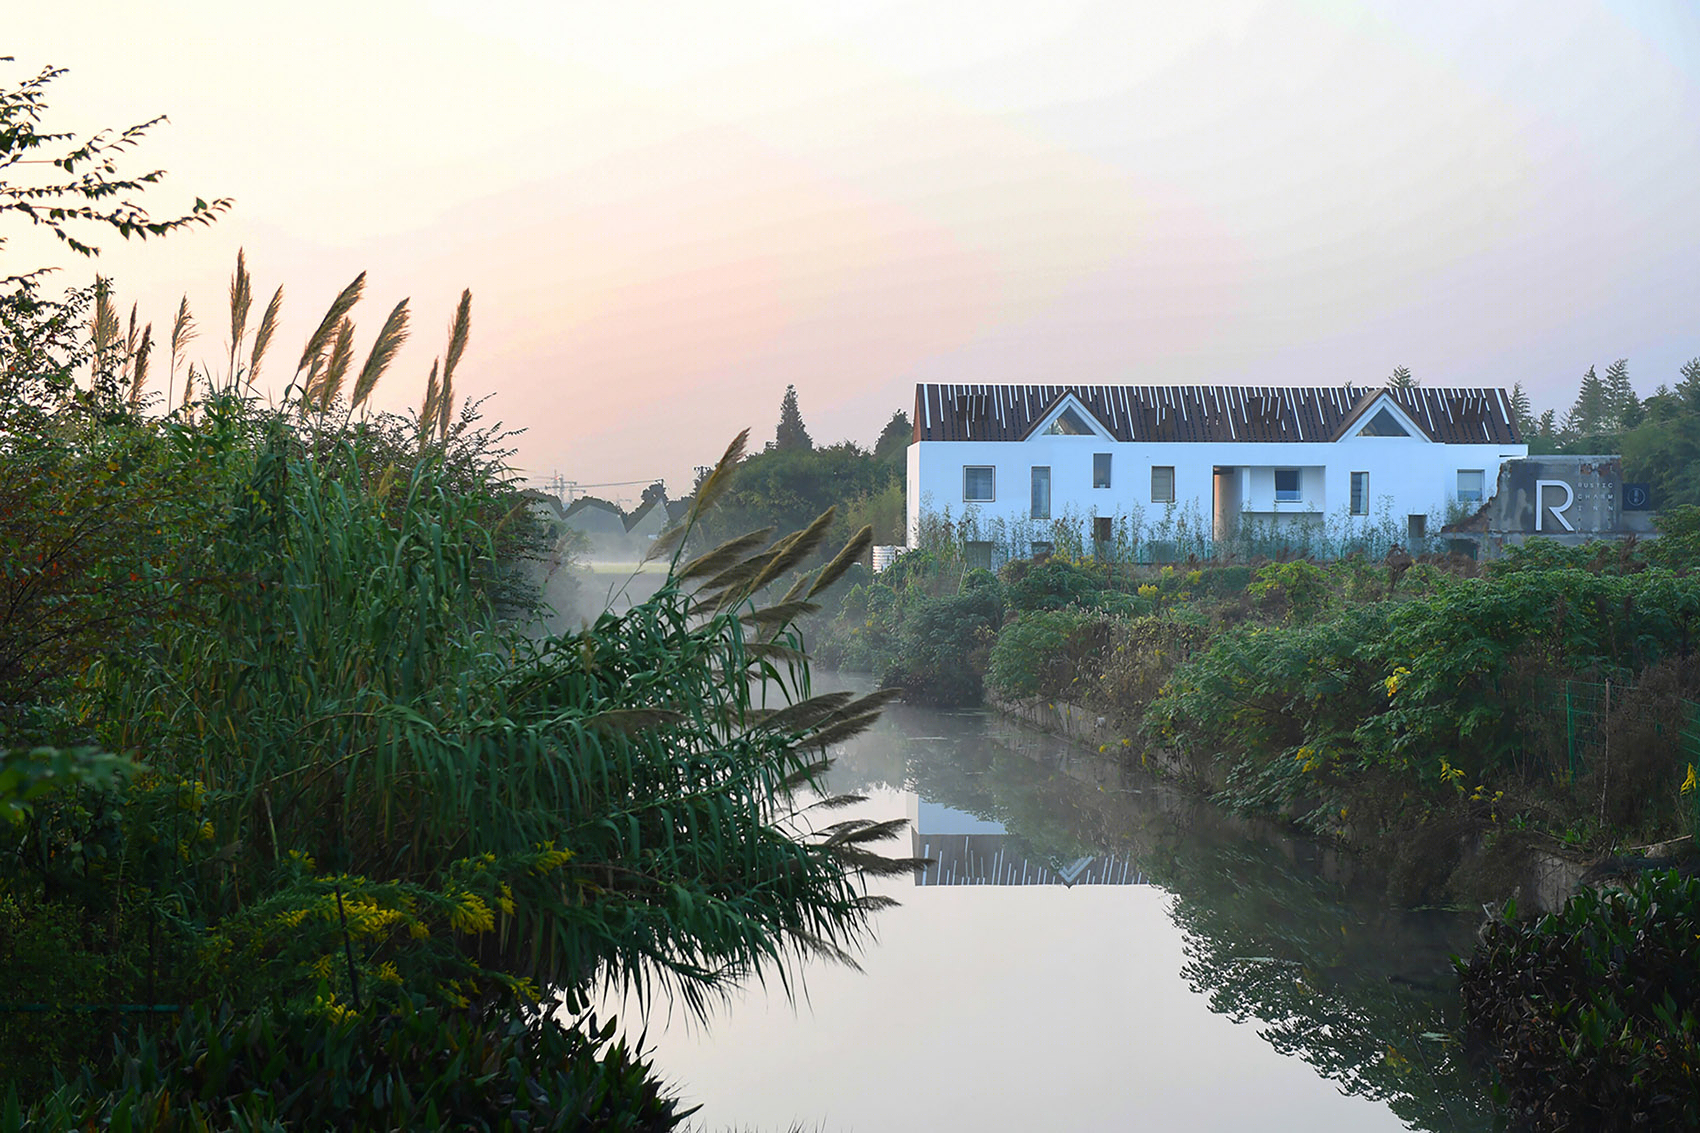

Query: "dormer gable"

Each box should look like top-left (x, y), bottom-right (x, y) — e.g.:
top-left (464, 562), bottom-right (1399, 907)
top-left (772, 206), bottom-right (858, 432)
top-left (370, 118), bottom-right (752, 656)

top-left (1021, 391), bottom-right (1115, 441)
top-left (1332, 390), bottom-right (1432, 442)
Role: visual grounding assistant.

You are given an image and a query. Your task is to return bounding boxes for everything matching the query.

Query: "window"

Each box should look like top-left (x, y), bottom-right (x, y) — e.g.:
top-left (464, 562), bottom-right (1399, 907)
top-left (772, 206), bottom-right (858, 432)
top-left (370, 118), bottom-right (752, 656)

top-left (1457, 469), bottom-right (1485, 503)
top-left (1030, 540), bottom-right (1054, 559)
top-left (1093, 516), bottom-right (1112, 545)
top-left (1350, 471), bottom-right (1369, 516)
top-left (1151, 466), bottom-right (1175, 503)
top-left (1358, 407), bottom-right (1411, 437)
top-left (1093, 452), bottom-right (1112, 489)
top-left (1275, 468), bottom-right (1301, 502)
top-left (963, 466), bottom-right (994, 502)
top-left (1407, 514), bottom-right (1427, 542)
top-left (1030, 466), bottom-right (1051, 519)
top-left (1042, 407), bottom-right (1095, 435)
top-left (964, 541), bottom-right (994, 571)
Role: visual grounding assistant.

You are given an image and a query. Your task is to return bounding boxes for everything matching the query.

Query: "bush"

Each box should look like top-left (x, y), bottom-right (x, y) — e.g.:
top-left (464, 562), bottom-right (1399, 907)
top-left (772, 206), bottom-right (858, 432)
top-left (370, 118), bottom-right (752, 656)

top-left (881, 574), bottom-right (1004, 706)
top-left (1459, 871), bottom-right (1700, 1131)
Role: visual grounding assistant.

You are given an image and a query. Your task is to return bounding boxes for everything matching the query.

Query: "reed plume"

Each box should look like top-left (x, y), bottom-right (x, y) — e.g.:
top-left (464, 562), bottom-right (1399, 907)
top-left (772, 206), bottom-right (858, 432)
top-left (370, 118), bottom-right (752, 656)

top-left (227, 248), bottom-right (252, 387)
top-left (315, 318), bottom-right (355, 412)
top-left (351, 298), bottom-right (409, 411)
top-left (248, 286), bottom-right (283, 388)
top-left (128, 323), bottom-right (152, 406)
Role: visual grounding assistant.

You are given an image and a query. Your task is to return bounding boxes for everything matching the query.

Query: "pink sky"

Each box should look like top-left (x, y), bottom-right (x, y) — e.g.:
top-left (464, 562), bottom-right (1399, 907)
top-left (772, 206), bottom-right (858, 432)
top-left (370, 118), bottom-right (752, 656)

top-left (12, 1), bottom-right (1700, 504)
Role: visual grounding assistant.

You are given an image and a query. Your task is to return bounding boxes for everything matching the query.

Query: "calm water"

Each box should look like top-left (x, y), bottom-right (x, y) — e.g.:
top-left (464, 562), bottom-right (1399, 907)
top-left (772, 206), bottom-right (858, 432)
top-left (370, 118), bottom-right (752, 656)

top-left (605, 681), bottom-right (1491, 1131)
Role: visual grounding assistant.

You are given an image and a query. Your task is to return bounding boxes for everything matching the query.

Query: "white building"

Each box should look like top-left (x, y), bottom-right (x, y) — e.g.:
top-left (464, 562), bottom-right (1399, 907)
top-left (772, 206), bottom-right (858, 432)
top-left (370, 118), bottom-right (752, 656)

top-left (905, 383), bottom-right (1528, 560)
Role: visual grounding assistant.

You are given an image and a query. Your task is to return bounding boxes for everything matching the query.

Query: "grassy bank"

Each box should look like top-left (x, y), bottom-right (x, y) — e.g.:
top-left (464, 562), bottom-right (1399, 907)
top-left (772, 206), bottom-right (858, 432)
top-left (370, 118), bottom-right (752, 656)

top-left (810, 518), bottom-right (1700, 905)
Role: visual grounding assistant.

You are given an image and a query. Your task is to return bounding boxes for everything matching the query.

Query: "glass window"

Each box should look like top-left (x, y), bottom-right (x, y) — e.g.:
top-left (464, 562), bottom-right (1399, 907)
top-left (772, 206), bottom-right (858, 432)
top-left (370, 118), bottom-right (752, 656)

top-left (1350, 471), bottom-right (1369, 516)
top-left (1151, 466), bottom-right (1175, 503)
top-left (963, 466), bottom-right (994, 502)
top-left (1093, 452), bottom-right (1111, 489)
top-left (1358, 407), bottom-right (1411, 437)
top-left (1275, 469), bottom-right (1301, 501)
top-left (1408, 514), bottom-right (1427, 542)
top-left (964, 541), bottom-right (994, 571)
top-left (1092, 516), bottom-right (1112, 546)
top-left (1030, 466), bottom-right (1051, 519)
top-left (1030, 540), bottom-right (1054, 559)
top-left (1042, 407), bottom-right (1095, 435)
top-left (1457, 469), bottom-right (1485, 503)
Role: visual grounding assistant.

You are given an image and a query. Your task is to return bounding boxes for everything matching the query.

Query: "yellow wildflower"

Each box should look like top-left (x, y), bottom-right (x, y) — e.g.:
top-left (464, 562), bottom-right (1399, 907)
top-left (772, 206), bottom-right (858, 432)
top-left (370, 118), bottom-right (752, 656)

top-left (448, 891), bottom-right (495, 935)
top-left (499, 883), bottom-right (516, 916)
top-left (310, 954), bottom-right (336, 980)
top-left (376, 961), bottom-right (403, 985)
top-left (1683, 764), bottom-right (1697, 796)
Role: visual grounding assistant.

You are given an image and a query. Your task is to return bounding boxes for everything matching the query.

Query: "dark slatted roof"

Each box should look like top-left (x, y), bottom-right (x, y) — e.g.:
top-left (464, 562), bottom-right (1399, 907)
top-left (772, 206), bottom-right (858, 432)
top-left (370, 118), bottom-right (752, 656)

top-left (911, 384), bottom-right (1522, 445)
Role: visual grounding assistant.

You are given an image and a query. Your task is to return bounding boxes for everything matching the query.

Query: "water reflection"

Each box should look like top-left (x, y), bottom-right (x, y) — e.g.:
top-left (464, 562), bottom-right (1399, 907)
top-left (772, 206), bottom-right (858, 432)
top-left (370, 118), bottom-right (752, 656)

top-left (617, 687), bottom-right (1492, 1131)
top-left (843, 699), bottom-right (1492, 1132)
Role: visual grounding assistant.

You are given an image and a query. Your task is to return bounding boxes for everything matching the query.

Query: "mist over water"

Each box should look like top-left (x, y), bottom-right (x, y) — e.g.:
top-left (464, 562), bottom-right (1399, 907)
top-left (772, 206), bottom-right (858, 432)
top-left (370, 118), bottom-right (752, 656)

top-left (606, 678), bottom-right (1491, 1132)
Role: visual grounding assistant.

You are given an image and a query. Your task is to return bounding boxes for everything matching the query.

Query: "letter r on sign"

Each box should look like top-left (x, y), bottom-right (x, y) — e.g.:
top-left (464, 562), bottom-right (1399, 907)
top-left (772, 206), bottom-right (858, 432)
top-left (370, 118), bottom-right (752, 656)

top-left (1535, 480), bottom-right (1575, 532)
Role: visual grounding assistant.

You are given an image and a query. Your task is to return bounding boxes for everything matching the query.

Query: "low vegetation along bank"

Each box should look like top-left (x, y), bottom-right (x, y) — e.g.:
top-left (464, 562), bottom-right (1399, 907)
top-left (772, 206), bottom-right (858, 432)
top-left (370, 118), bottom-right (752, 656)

top-left (808, 522), bottom-right (1700, 1127)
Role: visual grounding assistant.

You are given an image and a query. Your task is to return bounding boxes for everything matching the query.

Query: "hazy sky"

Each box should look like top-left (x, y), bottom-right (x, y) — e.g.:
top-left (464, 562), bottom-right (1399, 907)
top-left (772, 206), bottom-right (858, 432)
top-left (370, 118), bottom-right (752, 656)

top-left (12, 1), bottom-right (1700, 500)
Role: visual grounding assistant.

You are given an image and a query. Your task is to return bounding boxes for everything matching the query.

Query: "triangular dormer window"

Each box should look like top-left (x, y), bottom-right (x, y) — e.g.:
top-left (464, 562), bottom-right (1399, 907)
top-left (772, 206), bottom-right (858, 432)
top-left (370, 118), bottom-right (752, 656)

top-left (1028, 394), bottom-right (1114, 441)
top-left (1359, 407), bottom-right (1411, 437)
top-left (1043, 406), bottom-right (1096, 435)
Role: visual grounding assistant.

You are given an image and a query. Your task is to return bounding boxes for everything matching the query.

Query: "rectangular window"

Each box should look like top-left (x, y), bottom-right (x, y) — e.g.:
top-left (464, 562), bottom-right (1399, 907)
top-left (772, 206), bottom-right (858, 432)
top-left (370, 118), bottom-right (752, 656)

top-left (1093, 516), bottom-right (1113, 545)
top-left (1093, 453), bottom-right (1112, 489)
top-left (1408, 514), bottom-right (1427, 542)
top-left (1350, 471), bottom-right (1369, 516)
top-left (1030, 540), bottom-right (1054, 559)
top-left (1457, 469), bottom-right (1485, 503)
top-left (1151, 466), bottom-right (1175, 503)
top-left (1275, 468), bottom-right (1300, 502)
top-left (1030, 466), bottom-right (1051, 519)
top-left (964, 541), bottom-right (994, 572)
top-left (963, 466), bottom-right (995, 502)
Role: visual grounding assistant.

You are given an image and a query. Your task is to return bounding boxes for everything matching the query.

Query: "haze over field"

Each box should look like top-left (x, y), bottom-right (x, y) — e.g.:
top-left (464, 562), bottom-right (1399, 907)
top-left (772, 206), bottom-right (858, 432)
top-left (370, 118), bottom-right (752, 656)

top-left (13, 1), bottom-right (1700, 497)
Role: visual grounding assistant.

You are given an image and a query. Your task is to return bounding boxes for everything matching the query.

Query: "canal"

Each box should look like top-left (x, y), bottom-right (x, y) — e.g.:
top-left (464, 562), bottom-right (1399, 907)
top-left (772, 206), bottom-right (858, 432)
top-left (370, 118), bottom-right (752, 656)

top-left (606, 683), bottom-right (1492, 1131)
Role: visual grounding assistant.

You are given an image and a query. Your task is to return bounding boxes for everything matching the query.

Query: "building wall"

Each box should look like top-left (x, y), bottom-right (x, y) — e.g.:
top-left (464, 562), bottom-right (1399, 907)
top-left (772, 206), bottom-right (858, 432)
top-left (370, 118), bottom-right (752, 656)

top-left (906, 433), bottom-right (1528, 545)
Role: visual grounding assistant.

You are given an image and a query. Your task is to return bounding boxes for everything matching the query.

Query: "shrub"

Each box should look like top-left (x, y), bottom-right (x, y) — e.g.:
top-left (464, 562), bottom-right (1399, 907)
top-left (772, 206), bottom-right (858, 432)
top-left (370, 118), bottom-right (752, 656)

top-left (1459, 871), bottom-right (1700, 1131)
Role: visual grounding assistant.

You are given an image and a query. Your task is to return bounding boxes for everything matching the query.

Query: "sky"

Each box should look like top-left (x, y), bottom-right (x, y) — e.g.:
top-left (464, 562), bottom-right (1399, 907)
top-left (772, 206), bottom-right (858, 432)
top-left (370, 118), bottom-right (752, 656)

top-left (11, 1), bottom-right (1700, 502)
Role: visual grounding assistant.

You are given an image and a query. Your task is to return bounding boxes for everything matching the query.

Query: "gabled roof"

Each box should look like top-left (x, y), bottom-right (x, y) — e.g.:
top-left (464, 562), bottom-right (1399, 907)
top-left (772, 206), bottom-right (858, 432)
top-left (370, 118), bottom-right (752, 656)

top-left (911, 384), bottom-right (1522, 445)
top-left (561, 496), bottom-right (623, 521)
top-left (1328, 389), bottom-right (1430, 441)
top-left (623, 496), bottom-right (668, 533)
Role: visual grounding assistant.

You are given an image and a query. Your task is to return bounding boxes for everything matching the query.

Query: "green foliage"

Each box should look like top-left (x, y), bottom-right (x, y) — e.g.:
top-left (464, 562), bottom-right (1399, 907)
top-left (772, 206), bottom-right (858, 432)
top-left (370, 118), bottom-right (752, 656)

top-left (1247, 559), bottom-right (1331, 624)
top-left (19, 1001), bottom-right (684, 1132)
top-left (880, 574), bottom-right (1004, 706)
top-left (774, 383), bottom-right (813, 452)
top-left (985, 609), bottom-right (1094, 701)
top-left (999, 555), bottom-right (1108, 612)
top-left (1459, 871), bottom-right (1700, 1131)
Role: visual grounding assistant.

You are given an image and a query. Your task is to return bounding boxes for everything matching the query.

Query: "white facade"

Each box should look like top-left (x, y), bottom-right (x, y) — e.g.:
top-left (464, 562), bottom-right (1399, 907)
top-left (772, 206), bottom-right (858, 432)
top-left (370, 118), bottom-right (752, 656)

top-left (906, 387), bottom-right (1528, 553)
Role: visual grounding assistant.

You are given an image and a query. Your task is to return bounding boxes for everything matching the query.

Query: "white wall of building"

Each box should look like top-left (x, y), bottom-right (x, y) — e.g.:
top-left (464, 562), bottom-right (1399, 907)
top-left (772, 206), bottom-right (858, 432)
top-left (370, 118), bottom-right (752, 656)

top-left (907, 432), bottom-right (1528, 547)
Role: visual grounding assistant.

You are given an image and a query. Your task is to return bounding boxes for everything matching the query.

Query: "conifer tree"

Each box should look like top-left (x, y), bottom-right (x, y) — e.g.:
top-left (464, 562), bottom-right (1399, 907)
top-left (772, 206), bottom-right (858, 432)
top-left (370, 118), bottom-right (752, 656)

top-left (873, 410), bottom-right (910, 463)
top-left (1508, 382), bottom-right (1534, 437)
top-left (1387, 365), bottom-right (1417, 389)
top-left (1565, 366), bottom-right (1609, 438)
top-left (1679, 358), bottom-right (1700, 413)
top-left (1603, 358), bottom-right (1637, 431)
top-left (775, 384), bottom-right (813, 452)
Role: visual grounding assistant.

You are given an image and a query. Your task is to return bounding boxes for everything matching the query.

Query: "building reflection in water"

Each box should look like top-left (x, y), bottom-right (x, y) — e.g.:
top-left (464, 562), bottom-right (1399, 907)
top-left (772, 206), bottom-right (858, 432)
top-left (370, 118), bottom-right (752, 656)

top-left (908, 798), bottom-right (1150, 886)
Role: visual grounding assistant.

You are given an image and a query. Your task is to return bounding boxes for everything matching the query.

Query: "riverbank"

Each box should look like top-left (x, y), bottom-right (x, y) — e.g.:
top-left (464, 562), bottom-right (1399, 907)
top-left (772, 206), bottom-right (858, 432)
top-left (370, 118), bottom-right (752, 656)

top-left (809, 530), bottom-right (1700, 912)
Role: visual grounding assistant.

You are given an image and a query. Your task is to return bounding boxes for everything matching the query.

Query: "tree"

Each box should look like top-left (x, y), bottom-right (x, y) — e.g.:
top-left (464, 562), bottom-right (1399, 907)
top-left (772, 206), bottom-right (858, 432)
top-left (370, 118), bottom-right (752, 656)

top-left (1565, 366), bottom-right (1610, 439)
top-left (775, 383), bottom-right (813, 452)
top-left (1508, 382), bottom-right (1534, 438)
top-left (640, 479), bottom-right (666, 508)
top-left (1387, 365), bottom-right (1417, 389)
top-left (1678, 357), bottom-right (1700, 414)
top-left (1603, 358), bottom-right (1638, 431)
top-left (874, 409), bottom-right (911, 463)
top-left (1, 60), bottom-right (230, 289)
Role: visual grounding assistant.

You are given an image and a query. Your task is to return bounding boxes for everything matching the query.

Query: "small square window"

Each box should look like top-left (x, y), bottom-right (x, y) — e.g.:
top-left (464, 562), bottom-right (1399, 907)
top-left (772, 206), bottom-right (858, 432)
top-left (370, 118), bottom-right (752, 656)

top-left (1457, 469), bottom-right (1485, 503)
top-left (964, 541), bottom-right (994, 571)
top-left (1275, 469), bottom-right (1300, 502)
top-left (1350, 471), bottom-right (1369, 516)
top-left (1030, 540), bottom-right (1054, 559)
top-left (1151, 466), bottom-right (1175, 503)
top-left (1093, 453), bottom-right (1112, 489)
top-left (963, 466), bottom-right (995, 502)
